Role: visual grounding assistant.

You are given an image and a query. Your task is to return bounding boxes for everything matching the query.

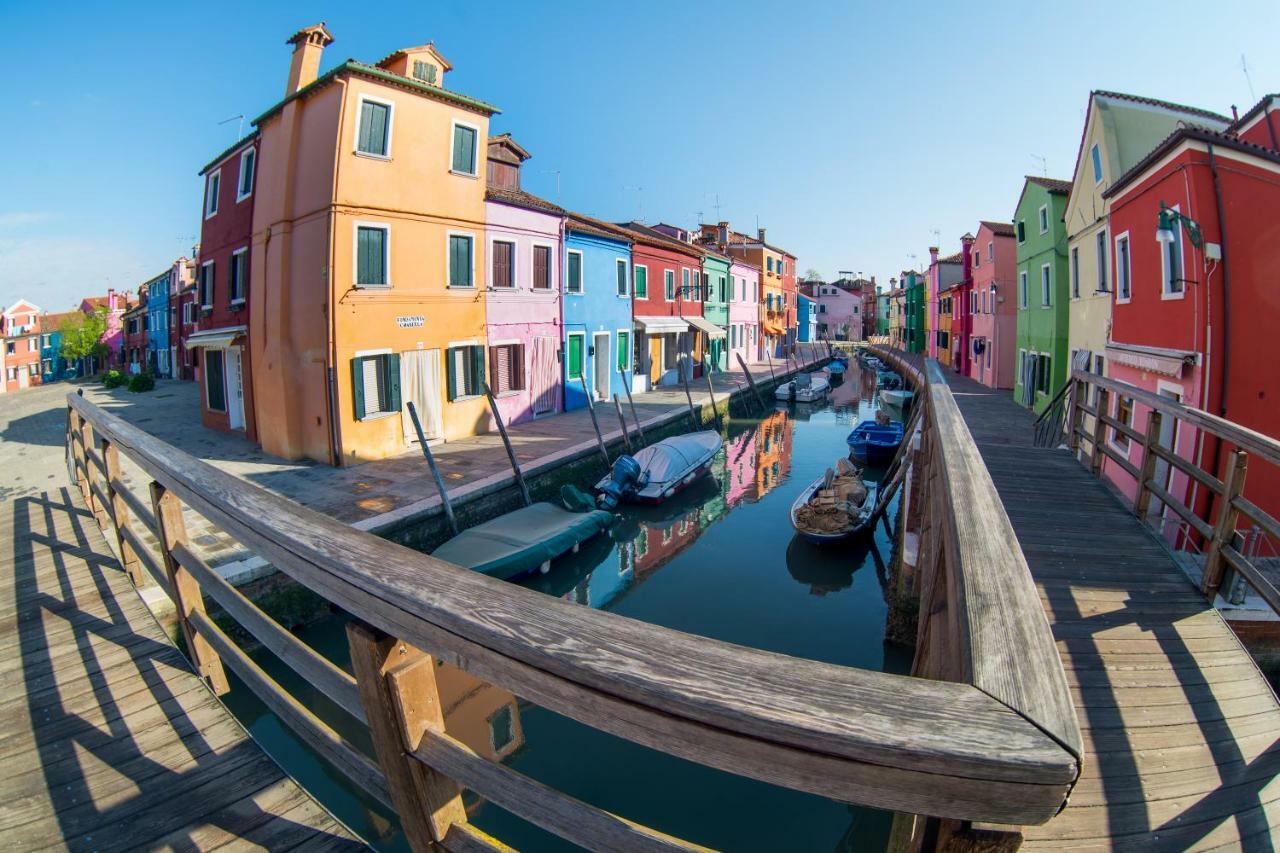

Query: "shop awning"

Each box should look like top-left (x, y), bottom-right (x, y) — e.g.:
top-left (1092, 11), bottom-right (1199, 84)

top-left (762, 322), bottom-right (785, 337)
top-left (184, 326), bottom-right (247, 350)
top-left (685, 315), bottom-right (727, 339)
top-left (634, 316), bottom-right (689, 333)
top-left (1105, 342), bottom-right (1197, 379)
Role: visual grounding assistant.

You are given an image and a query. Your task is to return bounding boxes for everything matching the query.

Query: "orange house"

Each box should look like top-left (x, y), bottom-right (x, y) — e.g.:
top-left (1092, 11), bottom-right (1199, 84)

top-left (250, 24), bottom-right (499, 464)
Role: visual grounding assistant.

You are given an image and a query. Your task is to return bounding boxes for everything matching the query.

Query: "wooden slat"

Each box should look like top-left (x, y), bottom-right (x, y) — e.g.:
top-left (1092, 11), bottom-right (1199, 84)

top-left (1144, 479), bottom-right (1214, 539)
top-left (1222, 545), bottom-right (1280, 614)
top-left (119, 521), bottom-right (171, 589)
top-left (413, 728), bottom-right (711, 852)
top-left (1097, 442), bottom-right (1141, 481)
top-left (172, 542), bottom-right (365, 724)
top-left (1097, 413), bottom-right (1143, 445)
top-left (110, 474), bottom-right (159, 535)
top-left (441, 822), bottom-right (515, 853)
top-left (1150, 443), bottom-right (1226, 493)
top-left (1234, 494), bottom-right (1280, 543)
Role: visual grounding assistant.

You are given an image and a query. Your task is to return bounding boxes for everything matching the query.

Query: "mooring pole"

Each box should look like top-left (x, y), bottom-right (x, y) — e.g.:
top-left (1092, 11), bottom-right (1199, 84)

top-left (406, 402), bottom-right (458, 536)
top-left (703, 369), bottom-right (723, 430)
top-left (679, 354), bottom-right (701, 431)
top-left (765, 347), bottom-right (777, 384)
top-left (484, 387), bottom-right (532, 507)
top-left (621, 370), bottom-right (646, 447)
top-left (578, 375), bottom-right (611, 471)
top-left (612, 394), bottom-right (635, 454)
top-left (735, 352), bottom-right (764, 412)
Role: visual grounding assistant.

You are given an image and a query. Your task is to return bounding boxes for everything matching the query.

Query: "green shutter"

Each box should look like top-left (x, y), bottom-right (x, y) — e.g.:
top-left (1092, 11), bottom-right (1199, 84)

top-left (446, 348), bottom-right (458, 401)
top-left (352, 357), bottom-right (365, 418)
top-left (567, 335), bottom-right (582, 379)
top-left (617, 332), bottom-right (629, 372)
top-left (358, 102), bottom-right (388, 155)
top-left (472, 345), bottom-right (486, 396)
top-left (634, 267), bottom-right (646, 298)
top-left (357, 227), bottom-right (385, 285)
top-left (449, 236), bottom-right (472, 287)
top-left (452, 125), bottom-right (475, 173)
top-left (386, 354), bottom-right (401, 413)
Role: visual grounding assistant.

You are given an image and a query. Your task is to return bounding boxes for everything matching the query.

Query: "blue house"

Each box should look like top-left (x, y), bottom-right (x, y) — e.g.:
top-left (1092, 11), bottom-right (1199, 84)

top-left (797, 294), bottom-right (817, 342)
top-left (38, 311), bottom-right (78, 382)
top-left (144, 268), bottom-right (172, 377)
top-left (562, 213), bottom-right (633, 412)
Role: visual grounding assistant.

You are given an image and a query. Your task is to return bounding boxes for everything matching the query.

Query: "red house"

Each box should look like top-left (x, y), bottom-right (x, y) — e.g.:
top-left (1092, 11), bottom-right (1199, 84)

top-left (952, 234), bottom-right (975, 374)
top-left (618, 222), bottom-right (709, 391)
top-left (1101, 126), bottom-right (1280, 541)
top-left (780, 249), bottom-right (798, 348)
top-left (190, 133), bottom-right (259, 439)
top-left (1233, 94), bottom-right (1279, 151)
top-left (122, 296), bottom-right (148, 374)
top-left (173, 274), bottom-right (198, 381)
top-left (3, 300), bottom-right (42, 392)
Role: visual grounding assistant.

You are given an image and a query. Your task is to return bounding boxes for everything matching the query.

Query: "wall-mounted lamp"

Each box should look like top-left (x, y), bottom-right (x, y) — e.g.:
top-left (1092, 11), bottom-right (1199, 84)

top-left (1156, 203), bottom-right (1203, 248)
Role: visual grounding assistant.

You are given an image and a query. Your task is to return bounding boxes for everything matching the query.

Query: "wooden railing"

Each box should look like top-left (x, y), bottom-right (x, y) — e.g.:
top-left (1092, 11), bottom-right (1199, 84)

top-left (1062, 370), bottom-right (1280, 613)
top-left (66, 384), bottom-right (1081, 852)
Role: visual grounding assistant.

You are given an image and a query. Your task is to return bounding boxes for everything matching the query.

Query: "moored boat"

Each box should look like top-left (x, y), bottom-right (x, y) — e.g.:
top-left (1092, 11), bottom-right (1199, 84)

top-left (880, 388), bottom-right (914, 408)
top-left (846, 419), bottom-right (905, 466)
top-left (432, 500), bottom-right (615, 579)
top-left (789, 459), bottom-right (876, 544)
top-left (595, 431), bottom-right (723, 508)
top-left (775, 371), bottom-right (831, 403)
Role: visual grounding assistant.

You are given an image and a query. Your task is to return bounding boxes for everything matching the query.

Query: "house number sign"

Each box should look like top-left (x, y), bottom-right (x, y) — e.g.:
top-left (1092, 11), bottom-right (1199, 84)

top-left (396, 315), bottom-right (425, 328)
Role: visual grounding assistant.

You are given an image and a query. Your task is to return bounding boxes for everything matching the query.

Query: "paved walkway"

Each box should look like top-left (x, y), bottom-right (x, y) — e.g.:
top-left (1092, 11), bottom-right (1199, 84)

top-left (0, 485), bottom-right (363, 850)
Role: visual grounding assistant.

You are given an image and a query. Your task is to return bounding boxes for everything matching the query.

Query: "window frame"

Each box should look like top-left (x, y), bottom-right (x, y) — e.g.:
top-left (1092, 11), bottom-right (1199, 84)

top-left (633, 264), bottom-right (648, 299)
top-left (615, 259), bottom-right (629, 297)
top-left (1070, 246), bottom-right (1080, 300)
top-left (565, 249), bottom-right (584, 294)
top-left (488, 340), bottom-right (525, 396)
top-left (354, 94), bottom-right (395, 160)
top-left (531, 242), bottom-right (553, 290)
top-left (229, 247), bottom-right (248, 305)
top-left (236, 148), bottom-right (256, 202)
top-left (204, 169), bottom-right (220, 219)
top-left (1095, 228), bottom-right (1109, 293)
top-left (489, 238), bottom-right (517, 289)
top-left (449, 119), bottom-right (480, 177)
top-left (1038, 204), bottom-right (1048, 235)
top-left (1111, 394), bottom-right (1134, 453)
top-left (199, 260), bottom-right (215, 309)
top-left (354, 221), bottom-right (393, 289)
top-left (446, 230), bottom-right (476, 289)
top-left (1158, 208), bottom-right (1186, 300)
top-left (445, 342), bottom-right (485, 401)
top-left (616, 329), bottom-right (631, 373)
top-left (1115, 231), bottom-right (1133, 303)
top-left (1040, 263), bottom-right (1052, 307)
top-left (352, 349), bottom-right (400, 419)
top-left (565, 331), bottom-right (586, 380)
top-left (1018, 269), bottom-right (1028, 309)
top-left (1016, 220), bottom-right (1025, 244)
top-left (663, 269), bottom-right (675, 301)
top-left (205, 348), bottom-right (227, 412)
top-left (1091, 143), bottom-right (1103, 185)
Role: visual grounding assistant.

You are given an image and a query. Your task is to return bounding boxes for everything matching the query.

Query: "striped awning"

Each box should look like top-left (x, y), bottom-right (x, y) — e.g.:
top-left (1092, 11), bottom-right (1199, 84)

top-left (634, 316), bottom-right (689, 333)
top-left (685, 316), bottom-right (727, 339)
top-left (184, 326), bottom-right (247, 350)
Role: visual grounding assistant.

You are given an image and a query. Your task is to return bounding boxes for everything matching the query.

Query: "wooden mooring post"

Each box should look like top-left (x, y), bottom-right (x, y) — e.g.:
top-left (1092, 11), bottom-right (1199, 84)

top-left (406, 402), bottom-right (459, 537)
top-left (765, 348), bottom-right (777, 384)
top-left (621, 371), bottom-right (646, 447)
top-left (577, 375), bottom-right (612, 471)
top-left (484, 388), bottom-right (532, 507)
top-left (679, 354), bottom-right (701, 431)
top-left (736, 352), bottom-right (764, 412)
top-left (703, 371), bottom-right (723, 430)
top-left (612, 394), bottom-right (635, 454)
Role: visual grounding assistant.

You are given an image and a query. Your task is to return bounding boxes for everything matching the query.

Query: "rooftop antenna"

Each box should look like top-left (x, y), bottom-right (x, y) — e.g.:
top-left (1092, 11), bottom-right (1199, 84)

top-left (218, 114), bottom-right (245, 141)
top-left (1242, 54), bottom-right (1257, 103)
top-left (539, 170), bottom-right (561, 201)
top-left (1030, 154), bottom-right (1047, 177)
top-left (930, 228), bottom-right (941, 247)
top-left (712, 193), bottom-right (723, 221)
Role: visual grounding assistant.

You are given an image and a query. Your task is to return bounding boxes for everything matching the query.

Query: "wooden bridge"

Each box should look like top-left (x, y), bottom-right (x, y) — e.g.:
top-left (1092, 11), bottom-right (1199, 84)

top-left (2, 350), bottom-right (1277, 850)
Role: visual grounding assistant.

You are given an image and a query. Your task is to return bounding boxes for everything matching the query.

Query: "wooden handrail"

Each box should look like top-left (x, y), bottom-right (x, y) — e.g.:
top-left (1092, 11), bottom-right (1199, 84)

top-left (67, 388), bottom-right (1082, 847)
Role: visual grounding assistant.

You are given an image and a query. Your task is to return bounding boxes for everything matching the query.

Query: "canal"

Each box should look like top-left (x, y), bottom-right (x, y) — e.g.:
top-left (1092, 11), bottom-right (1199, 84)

top-left (221, 361), bottom-right (914, 851)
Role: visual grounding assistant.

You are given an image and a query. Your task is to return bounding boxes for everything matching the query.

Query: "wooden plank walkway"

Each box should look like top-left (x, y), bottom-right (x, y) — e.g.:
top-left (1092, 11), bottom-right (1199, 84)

top-left (0, 486), bottom-right (365, 851)
top-left (940, 368), bottom-right (1280, 849)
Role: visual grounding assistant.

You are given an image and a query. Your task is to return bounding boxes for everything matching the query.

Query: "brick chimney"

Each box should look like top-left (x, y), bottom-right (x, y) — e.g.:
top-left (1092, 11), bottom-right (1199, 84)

top-left (928, 246), bottom-right (939, 266)
top-left (285, 23), bottom-right (335, 96)
top-left (717, 221), bottom-right (729, 244)
top-left (757, 227), bottom-right (767, 243)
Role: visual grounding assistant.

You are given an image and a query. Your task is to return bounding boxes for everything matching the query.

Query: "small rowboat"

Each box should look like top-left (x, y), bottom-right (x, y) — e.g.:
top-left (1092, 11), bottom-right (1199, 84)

top-left (595, 431), bottom-right (723, 508)
top-left (827, 359), bottom-right (847, 377)
top-left (775, 372), bottom-right (831, 402)
top-left (847, 419), bottom-right (905, 466)
top-left (880, 388), bottom-right (914, 408)
top-left (789, 459), bottom-right (876, 544)
top-left (433, 501), bottom-right (615, 580)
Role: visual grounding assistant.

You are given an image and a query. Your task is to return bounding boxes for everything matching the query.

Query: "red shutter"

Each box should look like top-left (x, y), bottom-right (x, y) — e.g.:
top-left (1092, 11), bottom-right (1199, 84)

top-left (533, 246), bottom-right (550, 289)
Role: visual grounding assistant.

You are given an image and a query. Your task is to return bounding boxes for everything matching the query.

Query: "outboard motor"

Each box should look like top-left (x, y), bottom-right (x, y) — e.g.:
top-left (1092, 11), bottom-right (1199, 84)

top-left (597, 454), bottom-right (644, 510)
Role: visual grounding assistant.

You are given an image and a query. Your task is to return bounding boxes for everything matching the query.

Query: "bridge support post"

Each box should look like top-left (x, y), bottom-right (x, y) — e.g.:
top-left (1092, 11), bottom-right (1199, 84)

top-left (1066, 378), bottom-right (1084, 454)
top-left (347, 622), bottom-right (467, 852)
top-left (78, 420), bottom-right (109, 531)
top-left (1133, 411), bottom-right (1164, 520)
top-left (69, 410), bottom-right (90, 505)
top-left (101, 439), bottom-right (144, 587)
top-left (1090, 388), bottom-right (1110, 476)
top-left (1203, 449), bottom-right (1248, 598)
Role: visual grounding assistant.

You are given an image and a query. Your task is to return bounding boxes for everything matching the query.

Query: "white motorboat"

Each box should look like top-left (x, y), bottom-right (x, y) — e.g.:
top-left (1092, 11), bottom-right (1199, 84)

top-left (880, 388), bottom-right (914, 407)
top-left (775, 372), bottom-right (831, 403)
top-left (595, 431), bottom-right (723, 507)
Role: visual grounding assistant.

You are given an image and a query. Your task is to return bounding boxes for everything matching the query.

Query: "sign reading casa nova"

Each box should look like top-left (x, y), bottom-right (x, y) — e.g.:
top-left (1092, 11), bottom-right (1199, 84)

top-left (396, 315), bottom-right (425, 328)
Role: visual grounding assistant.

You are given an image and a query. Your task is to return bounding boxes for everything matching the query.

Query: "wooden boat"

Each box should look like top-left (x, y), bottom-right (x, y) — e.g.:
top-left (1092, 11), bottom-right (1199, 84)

top-left (775, 372), bottom-right (831, 402)
top-left (847, 419), bottom-right (905, 466)
top-left (877, 370), bottom-right (903, 389)
top-left (789, 459), bottom-right (876, 544)
top-left (433, 501), bottom-right (615, 580)
top-left (595, 431), bottom-right (723, 508)
top-left (880, 388), bottom-right (914, 408)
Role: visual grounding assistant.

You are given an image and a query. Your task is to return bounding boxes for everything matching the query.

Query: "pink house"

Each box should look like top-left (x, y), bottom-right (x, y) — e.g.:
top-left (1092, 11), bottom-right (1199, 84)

top-left (483, 135), bottom-right (565, 428)
top-left (728, 259), bottom-right (760, 365)
top-left (967, 221), bottom-right (1017, 388)
top-left (79, 290), bottom-right (128, 371)
top-left (926, 248), bottom-right (965, 358)
top-left (812, 279), bottom-right (864, 340)
top-left (723, 426), bottom-right (758, 508)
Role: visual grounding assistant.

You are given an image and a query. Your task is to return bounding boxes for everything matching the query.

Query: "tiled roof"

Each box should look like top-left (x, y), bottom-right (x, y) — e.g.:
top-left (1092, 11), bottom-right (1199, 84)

top-left (938, 251), bottom-right (964, 264)
top-left (1026, 176), bottom-right (1073, 195)
top-left (485, 187), bottom-right (563, 215)
top-left (1231, 94), bottom-right (1280, 133)
top-left (1103, 126), bottom-right (1280, 199)
top-left (1094, 90), bottom-right (1231, 125)
top-left (566, 212), bottom-right (633, 243)
top-left (980, 220), bottom-right (1017, 237)
top-left (616, 222), bottom-right (706, 260)
top-left (40, 311), bottom-right (81, 330)
top-left (199, 131), bottom-right (259, 177)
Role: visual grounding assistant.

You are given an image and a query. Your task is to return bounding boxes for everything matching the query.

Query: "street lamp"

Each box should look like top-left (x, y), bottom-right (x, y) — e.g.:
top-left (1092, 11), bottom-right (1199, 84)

top-left (1156, 203), bottom-right (1203, 248)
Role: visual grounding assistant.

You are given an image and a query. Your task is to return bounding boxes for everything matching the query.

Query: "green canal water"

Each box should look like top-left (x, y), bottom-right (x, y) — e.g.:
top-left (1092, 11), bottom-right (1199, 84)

top-left (220, 363), bottom-right (914, 852)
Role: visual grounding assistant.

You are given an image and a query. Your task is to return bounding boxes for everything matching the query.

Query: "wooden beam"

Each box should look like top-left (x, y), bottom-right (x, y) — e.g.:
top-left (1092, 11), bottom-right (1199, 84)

top-left (484, 387), bottom-right (531, 508)
top-left (407, 401), bottom-right (458, 537)
top-left (1090, 388), bottom-right (1110, 476)
top-left (101, 439), bottom-right (144, 586)
top-left (1203, 449), bottom-right (1248, 599)
top-left (735, 352), bottom-right (764, 412)
top-left (612, 395), bottom-right (634, 455)
top-left (621, 371), bottom-right (647, 447)
top-left (1133, 410), bottom-right (1163, 520)
top-left (577, 374), bottom-right (611, 471)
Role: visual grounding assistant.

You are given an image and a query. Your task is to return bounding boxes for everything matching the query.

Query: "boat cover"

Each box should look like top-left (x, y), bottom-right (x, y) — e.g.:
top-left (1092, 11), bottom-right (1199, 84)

top-left (630, 431), bottom-right (722, 491)
top-left (433, 503), bottom-right (613, 579)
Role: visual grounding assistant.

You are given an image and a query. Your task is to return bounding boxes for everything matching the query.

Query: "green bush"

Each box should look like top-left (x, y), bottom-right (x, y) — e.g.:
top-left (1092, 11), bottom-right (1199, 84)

top-left (127, 373), bottom-right (156, 393)
top-left (101, 370), bottom-right (126, 389)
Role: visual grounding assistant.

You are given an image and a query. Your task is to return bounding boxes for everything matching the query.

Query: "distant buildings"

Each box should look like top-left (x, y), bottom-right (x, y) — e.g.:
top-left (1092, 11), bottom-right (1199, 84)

top-left (1012, 177), bottom-right (1072, 412)
top-left (967, 221), bottom-right (1016, 389)
top-left (3, 301), bottom-right (41, 392)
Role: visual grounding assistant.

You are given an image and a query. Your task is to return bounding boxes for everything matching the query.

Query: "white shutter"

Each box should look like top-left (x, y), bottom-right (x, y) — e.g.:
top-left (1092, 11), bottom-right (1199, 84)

top-left (495, 345), bottom-right (512, 394)
top-left (362, 357), bottom-right (382, 416)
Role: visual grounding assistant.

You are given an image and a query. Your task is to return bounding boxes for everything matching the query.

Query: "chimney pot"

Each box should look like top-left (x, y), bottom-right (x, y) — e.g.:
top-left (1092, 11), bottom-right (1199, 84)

top-left (285, 23), bottom-right (334, 96)
top-left (757, 227), bottom-right (767, 242)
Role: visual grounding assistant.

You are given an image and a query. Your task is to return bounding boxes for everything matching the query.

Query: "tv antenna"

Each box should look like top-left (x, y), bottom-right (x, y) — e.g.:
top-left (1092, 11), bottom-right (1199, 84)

top-left (218, 114), bottom-right (245, 141)
top-left (1031, 154), bottom-right (1047, 177)
top-left (1242, 54), bottom-right (1257, 102)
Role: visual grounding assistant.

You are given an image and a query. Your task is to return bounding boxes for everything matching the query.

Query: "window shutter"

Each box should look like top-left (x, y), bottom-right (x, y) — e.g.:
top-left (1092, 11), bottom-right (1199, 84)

top-left (352, 357), bottom-right (366, 418)
top-left (489, 345), bottom-right (503, 394)
top-left (472, 346), bottom-right (487, 395)
top-left (516, 344), bottom-right (526, 390)
top-left (446, 348), bottom-right (459, 401)
top-left (386, 354), bottom-right (401, 413)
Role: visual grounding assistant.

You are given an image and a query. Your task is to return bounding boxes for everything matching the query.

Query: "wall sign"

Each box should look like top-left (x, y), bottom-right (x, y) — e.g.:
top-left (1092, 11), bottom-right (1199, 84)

top-left (396, 315), bottom-right (425, 328)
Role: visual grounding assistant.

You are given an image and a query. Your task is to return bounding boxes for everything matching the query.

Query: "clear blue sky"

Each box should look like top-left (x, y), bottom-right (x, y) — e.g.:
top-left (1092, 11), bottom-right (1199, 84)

top-left (1, 0), bottom-right (1276, 312)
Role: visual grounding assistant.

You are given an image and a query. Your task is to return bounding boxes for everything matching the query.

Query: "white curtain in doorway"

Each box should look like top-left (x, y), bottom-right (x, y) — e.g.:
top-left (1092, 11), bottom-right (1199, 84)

top-left (401, 349), bottom-right (443, 443)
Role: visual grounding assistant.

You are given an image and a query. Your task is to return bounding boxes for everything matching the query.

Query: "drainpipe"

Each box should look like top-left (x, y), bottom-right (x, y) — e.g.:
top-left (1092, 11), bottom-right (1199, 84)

top-left (1204, 142), bottom-right (1232, 526)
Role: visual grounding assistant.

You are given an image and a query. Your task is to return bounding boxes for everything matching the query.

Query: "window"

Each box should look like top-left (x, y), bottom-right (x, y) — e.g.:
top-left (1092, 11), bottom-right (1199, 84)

top-left (451, 122), bottom-right (478, 175)
top-left (1041, 264), bottom-right (1051, 306)
top-left (616, 260), bottom-right (628, 296)
top-left (1019, 270), bottom-right (1028, 308)
top-left (1117, 233), bottom-right (1132, 301)
top-left (356, 97), bottom-right (392, 157)
top-left (1091, 143), bottom-right (1103, 184)
top-left (199, 261), bottom-right (215, 308)
top-left (1037, 354), bottom-right (1051, 395)
top-left (987, 241), bottom-right (994, 261)
top-left (446, 345), bottom-right (485, 400)
top-left (1096, 229), bottom-right (1108, 292)
top-left (356, 225), bottom-right (390, 287)
top-left (1018, 349), bottom-right (1026, 387)
top-left (352, 352), bottom-right (401, 418)
top-left (664, 269), bottom-right (675, 300)
top-left (533, 245), bottom-right (551, 289)
top-left (412, 60), bottom-right (437, 84)
top-left (236, 149), bottom-right (256, 201)
top-left (566, 333), bottom-right (584, 380)
top-left (1113, 395), bottom-right (1134, 450)
top-left (767, 257), bottom-right (774, 274)
top-left (1159, 217), bottom-right (1183, 297)
top-left (491, 240), bottom-right (515, 288)
top-left (229, 248), bottom-right (247, 304)
top-left (1092, 355), bottom-right (1105, 406)
top-left (1038, 204), bottom-right (1048, 234)
top-left (28, 338), bottom-right (37, 352)
top-left (1070, 247), bottom-right (1080, 299)
top-left (566, 251), bottom-right (583, 293)
top-left (974, 251), bottom-right (980, 269)
top-left (634, 265), bottom-right (647, 299)
top-left (988, 286), bottom-right (995, 312)
top-left (1016, 220), bottom-right (1026, 243)
top-left (204, 170), bottom-right (220, 218)
top-left (617, 331), bottom-right (630, 372)
top-left (489, 343), bottom-right (525, 394)
top-left (448, 234), bottom-right (473, 287)
top-left (205, 349), bottom-right (226, 411)
top-left (681, 268), bottom-right (690, 299)
top-left (819, 304), bottom-right (827, 314)
top-left (183, 302), bottom-right (194, 324)
top-left (488, 704), bottom-right (516, 754)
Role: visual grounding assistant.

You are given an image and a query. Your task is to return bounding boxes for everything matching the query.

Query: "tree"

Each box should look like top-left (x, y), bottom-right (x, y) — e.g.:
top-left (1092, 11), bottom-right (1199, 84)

top-left (59, 309), bottom-right (109, 373)
top-left (803, 268), bottom-right (825, 283)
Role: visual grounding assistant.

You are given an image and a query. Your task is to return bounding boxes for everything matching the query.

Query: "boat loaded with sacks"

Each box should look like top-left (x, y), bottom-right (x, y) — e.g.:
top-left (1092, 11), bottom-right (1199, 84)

top-left (790, 458), bottom-right (876, 544)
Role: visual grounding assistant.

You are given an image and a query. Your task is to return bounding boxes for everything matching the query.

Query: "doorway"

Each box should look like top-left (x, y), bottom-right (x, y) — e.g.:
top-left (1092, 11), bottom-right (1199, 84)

top-left (530, 336), bottom-right (558, 416)
top-left (592, 332), bottom-right (610, 401)
top-left (400, 348), bottom-right (443, 443)
top-left (226, 348), bottom-right (246, 430)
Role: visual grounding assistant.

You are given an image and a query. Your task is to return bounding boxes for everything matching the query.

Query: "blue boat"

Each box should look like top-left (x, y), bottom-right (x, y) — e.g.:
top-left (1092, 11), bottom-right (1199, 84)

top-left (827, 360), bottom-right (847, 377)
top-left (846, 420), bottom-right (905, 466)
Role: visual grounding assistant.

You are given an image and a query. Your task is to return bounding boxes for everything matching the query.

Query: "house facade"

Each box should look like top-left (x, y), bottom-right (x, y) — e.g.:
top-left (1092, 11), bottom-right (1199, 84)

top-left (728, 259), bottom-right (760, 366)
top-left (903, 271), bottom-right (925, 353)
top-left (79, 292), bottom-right (127, 371)
top-left (122, 299), bottom-right (148, 374)
top-left (780, 248), bottom-right (798, 349)
top-left (967, 221), bottom-right (1016, 389)
top-left (562, 214), bottom-right (633, 411)
top-left (1064, 91), bottom-right (1229, 398)
top-left (888, 284), bottom-right (905, 347)
top-left (812, 279), bottom-right (863, 341)
top-left (1012, 177), bottom-right (1072, 412)
top-left (483, 135), bottom-right (564, 428)
top-left (703, 223), bottom-right (789, 359)
top-left (950, 236), bottom-right (974, 374)
top-left (2, 300), bottom-right (41, 392)
top-left (701, 250), bottom-right (731, 372)
top-left (924, 247), bottom-right (964, 359)
top-left (144, 268), bottom-right (173, 377)
top-left (621, 222), bottom-right (707, 389)
top-left (936, 286), bottom-right (954, 367)
top-left (796, 293), bottom-right (816, 343)
top-left (250, 26), bottom-right (497, 463)
top-left (39, 311), bottom-right (79, 383)
top-left (876, 292), bottom-right (890, 337)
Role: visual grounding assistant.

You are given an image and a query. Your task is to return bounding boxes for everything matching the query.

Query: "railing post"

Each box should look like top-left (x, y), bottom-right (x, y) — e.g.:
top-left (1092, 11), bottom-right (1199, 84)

top-left (149, 481), bottom-right (229, 694)
top-left (102, 438), bottom-right (145, 587)
top-left (70, 409), bottom-right (90, 503)
top-left (347, 621), bottom-right (467, 851)
top-left (1133, 410), bottom-right (1164, 520)
top-left (1090, 387), bottom-right (1110, 476)
top-left (1065, 377), bottom-right (1083, 453)
top-left (79, 419), bottom-right (110, 531)
top-left (1203, 449), bottom-right (1248, 598)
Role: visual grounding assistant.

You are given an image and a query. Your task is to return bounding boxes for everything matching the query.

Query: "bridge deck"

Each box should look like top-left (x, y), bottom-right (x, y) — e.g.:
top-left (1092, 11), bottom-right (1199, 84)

top-left (0, 487), bottom-right (365, 851)
top-left (942, 370), bottom-right (1280, 849)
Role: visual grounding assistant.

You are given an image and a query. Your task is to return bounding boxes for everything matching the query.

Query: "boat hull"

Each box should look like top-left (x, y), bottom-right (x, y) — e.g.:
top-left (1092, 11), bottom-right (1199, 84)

top-left (881, 389), bottom-right (913, 407)
top-left (789, 472), bottom-right (876, 544)
top-left (433, 503), bottom-right (614, 580)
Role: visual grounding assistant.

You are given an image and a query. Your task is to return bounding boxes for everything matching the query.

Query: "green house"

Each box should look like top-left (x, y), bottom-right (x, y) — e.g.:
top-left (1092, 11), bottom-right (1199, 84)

top-left (1012, 176), bottom-right (1072, 413)
top-left (903, 271), bottom-right (925, 354)
top-left (701, 251), bottom-right (731, 372)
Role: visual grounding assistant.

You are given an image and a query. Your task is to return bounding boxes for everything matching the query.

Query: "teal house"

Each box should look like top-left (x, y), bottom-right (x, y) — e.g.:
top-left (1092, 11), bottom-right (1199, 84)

top-left (1011, 176), bottom-right (1072, 413)
top-left (701, 249), bottom-right (731, 372)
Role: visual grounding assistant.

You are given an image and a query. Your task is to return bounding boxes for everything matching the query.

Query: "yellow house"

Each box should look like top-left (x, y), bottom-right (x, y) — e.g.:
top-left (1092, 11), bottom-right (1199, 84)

top-left (251, 24), bottom-right (499, 464)
top-left (1063, 91), bottom-right (1229, 386)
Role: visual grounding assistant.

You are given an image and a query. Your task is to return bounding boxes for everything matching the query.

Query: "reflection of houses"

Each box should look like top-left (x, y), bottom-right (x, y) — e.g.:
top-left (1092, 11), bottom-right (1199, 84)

top-left (631, 508), bottom-right (707, 579)
top-left (436, 663), bottom-right (523, 763)
top-left (723, 427), bottom-right (758, 507)
top-left (754, 410), bottom-right (794, 500)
